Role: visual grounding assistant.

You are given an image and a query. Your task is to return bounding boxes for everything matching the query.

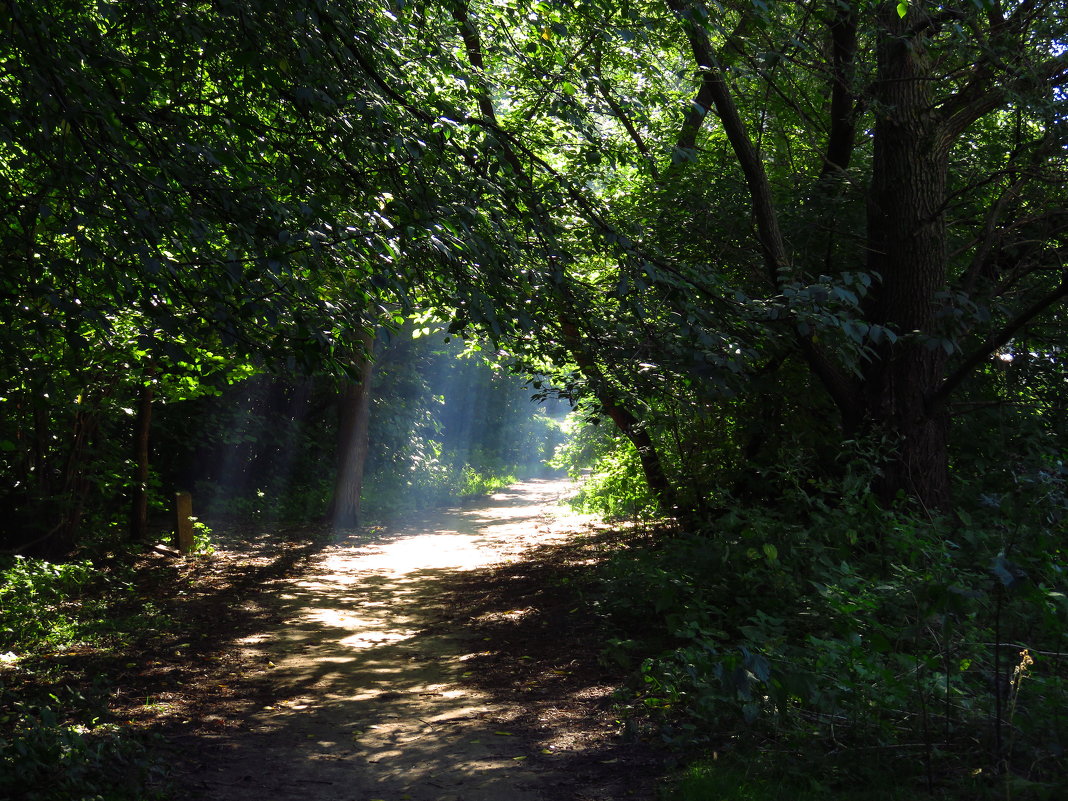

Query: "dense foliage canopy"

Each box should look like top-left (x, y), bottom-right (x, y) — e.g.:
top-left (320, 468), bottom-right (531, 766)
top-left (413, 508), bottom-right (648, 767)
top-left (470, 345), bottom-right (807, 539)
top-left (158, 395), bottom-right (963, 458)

top-left (2, 0), bottom-right (1067, 796)
top-left (4, 0), bottom-right (1066, 541)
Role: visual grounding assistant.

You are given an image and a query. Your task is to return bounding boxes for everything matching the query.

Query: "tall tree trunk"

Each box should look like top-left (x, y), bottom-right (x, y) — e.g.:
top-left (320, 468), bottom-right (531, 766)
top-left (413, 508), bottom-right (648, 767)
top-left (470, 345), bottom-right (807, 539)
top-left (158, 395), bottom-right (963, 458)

top-left (328, 329), bottom-right (376, 529)
top-left (560, 318), bottom-right (678, 513)
top-left (49, 407), bottom-right (98, 556)
top-left (863, 5), bottom-right (951, 511)
top-left (130, 361), bottom-right (154, 541)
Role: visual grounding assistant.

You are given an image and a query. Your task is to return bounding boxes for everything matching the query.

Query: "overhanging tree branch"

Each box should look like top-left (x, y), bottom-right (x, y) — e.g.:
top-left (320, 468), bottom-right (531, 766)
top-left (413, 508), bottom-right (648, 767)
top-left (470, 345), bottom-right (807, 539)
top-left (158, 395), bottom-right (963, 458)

top-left (666, 0), bottom-right (788, 283)
top-left (666, 0), bottom-right (862, 420)
top-left (592, 46), bottom-right (659, 178)
top-left (940, 53), bottom-right (1068, 145)
top-left (559, 316), bottom-right (678, 512)
top-left (673, 8), bottom-right (754, 156)
top-left (932, 272), bottom-right (1068, 410)
top-left (822, 0), bottom-right (860, 176)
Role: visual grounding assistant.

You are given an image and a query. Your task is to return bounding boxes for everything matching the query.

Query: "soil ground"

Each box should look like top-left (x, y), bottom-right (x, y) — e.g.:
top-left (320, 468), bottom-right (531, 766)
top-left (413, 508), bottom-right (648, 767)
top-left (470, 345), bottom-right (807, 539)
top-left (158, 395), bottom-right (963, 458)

top-left (128, 479), bottom-right (663, 800)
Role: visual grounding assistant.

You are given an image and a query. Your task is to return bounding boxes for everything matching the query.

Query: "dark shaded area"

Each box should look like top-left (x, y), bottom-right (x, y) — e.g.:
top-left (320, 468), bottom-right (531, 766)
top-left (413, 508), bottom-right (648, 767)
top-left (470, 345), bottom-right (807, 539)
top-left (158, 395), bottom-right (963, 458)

top-left (428, 528), bottom-right (666, 799)
top-left (1, 524), bottom-right (332, 729)
top-left (2, 492), bottom-right (665, 800)
top-left (0, 523), bottom-right (336, 801)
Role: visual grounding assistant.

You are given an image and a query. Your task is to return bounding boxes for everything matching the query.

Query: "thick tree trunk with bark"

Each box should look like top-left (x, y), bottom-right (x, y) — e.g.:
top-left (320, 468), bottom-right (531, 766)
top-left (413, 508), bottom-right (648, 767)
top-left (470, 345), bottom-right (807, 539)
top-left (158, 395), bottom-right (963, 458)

top-left (329, 330), bottom-right (376, 529)
top-left (863, 5), bottom-right (952, 510)
top-left (668, 1), bottom-right (967, 511)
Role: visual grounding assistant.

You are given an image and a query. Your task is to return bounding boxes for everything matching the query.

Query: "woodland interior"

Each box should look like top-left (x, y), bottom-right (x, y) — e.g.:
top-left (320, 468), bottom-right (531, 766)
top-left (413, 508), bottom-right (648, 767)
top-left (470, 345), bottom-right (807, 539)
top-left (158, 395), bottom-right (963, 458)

top-left (1, 1), bottom-right (1066, 799)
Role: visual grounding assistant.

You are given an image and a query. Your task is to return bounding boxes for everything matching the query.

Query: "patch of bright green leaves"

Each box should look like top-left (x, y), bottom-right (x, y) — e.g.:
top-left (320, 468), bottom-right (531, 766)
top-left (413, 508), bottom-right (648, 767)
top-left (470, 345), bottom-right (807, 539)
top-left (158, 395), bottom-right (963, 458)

top-left (551, 416), bottom-right (659, 521)
top-left (0, 556), bottom-right (172, 800)
top-left (0, 557), bottom-right (98, 653)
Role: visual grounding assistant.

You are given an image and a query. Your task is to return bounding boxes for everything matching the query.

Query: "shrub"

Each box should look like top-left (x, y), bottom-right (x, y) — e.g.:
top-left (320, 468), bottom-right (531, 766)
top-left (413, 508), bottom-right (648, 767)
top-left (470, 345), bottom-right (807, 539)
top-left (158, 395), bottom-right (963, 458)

top-left (0, 557), bottom-right (97, 652)
top-left (0, 702), bottom-right (161, 801)
top-left (600, 477), bottom-right (1068, 796)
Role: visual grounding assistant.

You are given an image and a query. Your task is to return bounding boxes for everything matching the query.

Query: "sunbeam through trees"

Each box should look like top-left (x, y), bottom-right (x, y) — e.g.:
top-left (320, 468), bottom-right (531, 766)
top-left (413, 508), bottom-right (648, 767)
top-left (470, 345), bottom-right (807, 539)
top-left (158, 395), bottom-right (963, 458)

top-left (1, 0), bottom-right (1066, 798)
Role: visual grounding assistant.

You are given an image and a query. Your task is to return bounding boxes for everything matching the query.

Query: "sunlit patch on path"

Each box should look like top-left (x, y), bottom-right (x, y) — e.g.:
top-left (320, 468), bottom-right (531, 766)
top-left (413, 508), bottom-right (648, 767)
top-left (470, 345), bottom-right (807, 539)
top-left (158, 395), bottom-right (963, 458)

top-left (180, 479), bottom-right (601, 801)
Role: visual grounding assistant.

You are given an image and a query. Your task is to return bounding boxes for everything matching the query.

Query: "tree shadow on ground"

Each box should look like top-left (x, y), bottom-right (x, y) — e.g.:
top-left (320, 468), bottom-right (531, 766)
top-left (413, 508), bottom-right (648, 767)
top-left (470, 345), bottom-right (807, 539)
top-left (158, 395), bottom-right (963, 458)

top-left (30, 482), bottom-right (666, 800)
top-left (426, 525), bottom-right (667, 800)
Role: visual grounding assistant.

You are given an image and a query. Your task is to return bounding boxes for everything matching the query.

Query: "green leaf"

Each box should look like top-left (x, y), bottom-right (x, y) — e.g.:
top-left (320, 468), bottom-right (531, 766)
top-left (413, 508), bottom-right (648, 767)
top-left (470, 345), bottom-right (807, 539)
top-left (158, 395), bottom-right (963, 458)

top-left (992, 552), bottom-right (1027, 589)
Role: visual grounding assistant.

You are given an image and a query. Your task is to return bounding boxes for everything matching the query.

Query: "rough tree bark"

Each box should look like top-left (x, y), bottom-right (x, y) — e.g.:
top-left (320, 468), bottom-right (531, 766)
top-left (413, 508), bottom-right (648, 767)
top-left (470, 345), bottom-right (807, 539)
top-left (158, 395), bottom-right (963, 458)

top-left (669, 0), bottom-right (1045, 512)
top-left (328, 328), bottom-right (376, 529)
top-left (862, 5), bottom-right (952, 510)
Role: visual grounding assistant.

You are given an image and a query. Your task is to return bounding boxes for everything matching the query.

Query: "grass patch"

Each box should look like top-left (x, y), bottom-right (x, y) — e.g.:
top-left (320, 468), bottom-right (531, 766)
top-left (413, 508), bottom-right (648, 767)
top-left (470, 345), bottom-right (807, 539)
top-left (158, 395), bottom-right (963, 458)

top-left (665, 754), bottom-right (915, 801)
top-left (0, 552), bottom-right (177, 801)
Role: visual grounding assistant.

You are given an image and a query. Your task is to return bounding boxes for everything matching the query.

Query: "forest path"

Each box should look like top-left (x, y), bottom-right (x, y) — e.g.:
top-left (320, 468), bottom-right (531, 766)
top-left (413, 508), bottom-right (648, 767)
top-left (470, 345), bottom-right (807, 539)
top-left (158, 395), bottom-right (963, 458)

top-left (175, 479), bottom-right (643, 801)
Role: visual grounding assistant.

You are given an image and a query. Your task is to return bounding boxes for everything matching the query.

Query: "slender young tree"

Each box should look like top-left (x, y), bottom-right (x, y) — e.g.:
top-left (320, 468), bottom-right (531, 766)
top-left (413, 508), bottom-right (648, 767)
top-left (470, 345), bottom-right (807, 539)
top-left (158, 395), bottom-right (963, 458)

top-left (329, 328), bottom-right (377, 529)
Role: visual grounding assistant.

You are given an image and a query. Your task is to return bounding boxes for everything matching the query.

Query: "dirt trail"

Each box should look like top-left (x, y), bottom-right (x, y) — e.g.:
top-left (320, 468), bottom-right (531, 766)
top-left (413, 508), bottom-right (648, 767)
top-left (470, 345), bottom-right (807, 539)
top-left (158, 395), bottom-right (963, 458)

top-left (176, 479), bottom-right (633, 800)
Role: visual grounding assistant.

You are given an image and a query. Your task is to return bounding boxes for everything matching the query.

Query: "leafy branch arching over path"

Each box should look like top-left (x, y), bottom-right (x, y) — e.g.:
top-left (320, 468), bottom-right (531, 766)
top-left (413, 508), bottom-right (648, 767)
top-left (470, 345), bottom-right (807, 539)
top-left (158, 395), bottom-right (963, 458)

top-left (170, 480), bottom-right (658, 800)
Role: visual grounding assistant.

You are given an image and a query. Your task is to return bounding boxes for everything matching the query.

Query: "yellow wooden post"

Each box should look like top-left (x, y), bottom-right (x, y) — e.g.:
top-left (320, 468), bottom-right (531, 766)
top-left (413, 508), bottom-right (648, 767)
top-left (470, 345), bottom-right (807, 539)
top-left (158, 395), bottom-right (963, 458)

top-left (175, 491), bottom-right (194, 554)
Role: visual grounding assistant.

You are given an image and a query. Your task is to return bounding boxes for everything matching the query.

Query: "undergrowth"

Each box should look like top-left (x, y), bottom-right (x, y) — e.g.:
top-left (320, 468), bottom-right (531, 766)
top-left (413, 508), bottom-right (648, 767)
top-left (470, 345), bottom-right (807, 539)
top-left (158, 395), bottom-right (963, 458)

top-left (361, 455), bottom-right (519, 521)
top-left (581, 460), bottom-right (1068, 800)
top-left (665, 752), bottom-right (914, 801)
top-left (0, 551), bottom-right (173, 800)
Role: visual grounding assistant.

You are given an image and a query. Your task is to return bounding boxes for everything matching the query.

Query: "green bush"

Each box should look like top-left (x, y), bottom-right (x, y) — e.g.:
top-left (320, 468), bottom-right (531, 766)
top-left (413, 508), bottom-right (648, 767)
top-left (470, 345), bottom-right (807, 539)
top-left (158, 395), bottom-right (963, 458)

top-left (599, 472), bottom-right (1068, 797)
top-left (552, 419), bottom-right (660, 520)
top-left (0, 702), bottom-right (161, 801)
top-left (0, 556), bottom-right (171, 801)
top-left (0, 557), bottom-right (98, 652)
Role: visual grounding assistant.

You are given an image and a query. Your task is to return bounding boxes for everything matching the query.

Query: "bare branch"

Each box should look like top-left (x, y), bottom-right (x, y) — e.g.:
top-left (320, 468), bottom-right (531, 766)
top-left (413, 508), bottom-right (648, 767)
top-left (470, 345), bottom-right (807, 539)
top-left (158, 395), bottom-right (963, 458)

top-left (673, 6), bottom-right (754, 155)
top-left (940, 54), bottom-right (1068, 146)
top-left (592, 47), bottom-right (659, 179)
top-left (958, 176), bottom-right (1030, 295)
top-left (933, 273), bottom-right (1068, 409)
top-left (666, 0), bottom-right (788, 282)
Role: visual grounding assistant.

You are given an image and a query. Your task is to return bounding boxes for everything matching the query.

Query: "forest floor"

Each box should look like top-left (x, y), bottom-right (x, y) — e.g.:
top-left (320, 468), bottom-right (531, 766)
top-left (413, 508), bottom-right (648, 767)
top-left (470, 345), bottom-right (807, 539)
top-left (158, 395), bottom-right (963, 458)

top-left (112, 479), bottom-right (663, 800)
